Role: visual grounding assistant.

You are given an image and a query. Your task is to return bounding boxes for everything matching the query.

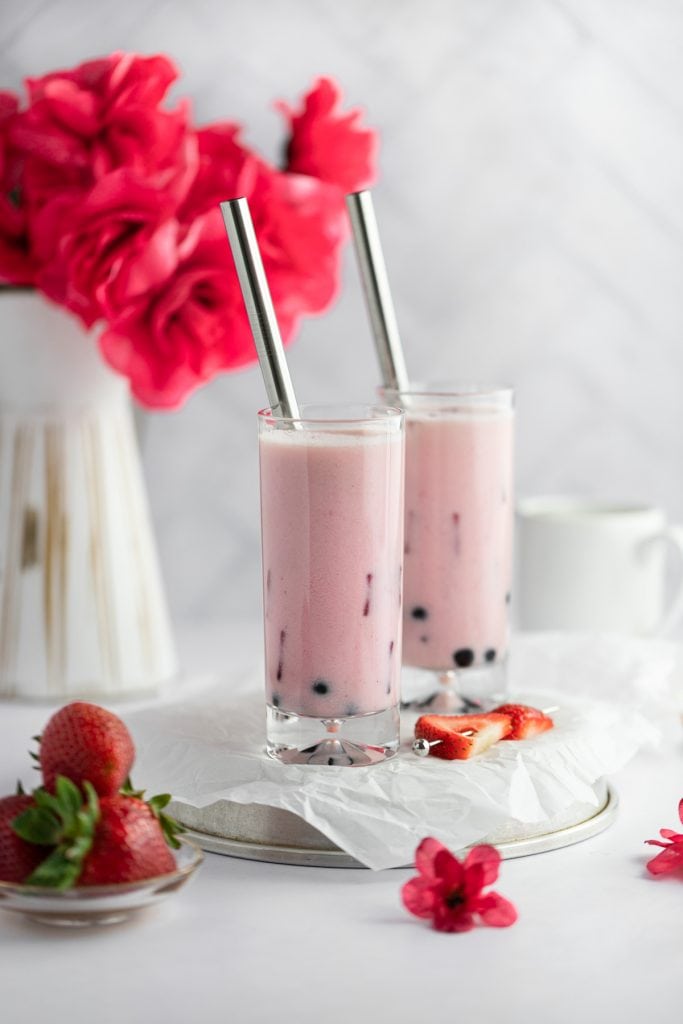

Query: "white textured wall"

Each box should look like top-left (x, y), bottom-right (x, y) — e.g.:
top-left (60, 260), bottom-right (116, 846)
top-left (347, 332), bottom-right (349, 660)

top-left (3, 0), bottom-right (683, 641)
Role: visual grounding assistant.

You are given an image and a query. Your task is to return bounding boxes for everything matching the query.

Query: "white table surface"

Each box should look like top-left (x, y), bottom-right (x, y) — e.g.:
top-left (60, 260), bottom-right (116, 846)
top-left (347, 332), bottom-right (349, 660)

top-left (1, 625), bottom-right (682, 1024)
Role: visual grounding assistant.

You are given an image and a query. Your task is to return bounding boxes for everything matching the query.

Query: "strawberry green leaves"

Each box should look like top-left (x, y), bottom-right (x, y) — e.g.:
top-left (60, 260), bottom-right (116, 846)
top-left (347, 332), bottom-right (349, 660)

top-left (12, 777), bottom-right (100, 889)
top-left (121, 778), bottom-right (185, 850)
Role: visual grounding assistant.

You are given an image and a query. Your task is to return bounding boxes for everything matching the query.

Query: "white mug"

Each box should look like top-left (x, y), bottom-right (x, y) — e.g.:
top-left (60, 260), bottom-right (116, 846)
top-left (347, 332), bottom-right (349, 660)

top-left (516, 497), bottom-right (683, 635)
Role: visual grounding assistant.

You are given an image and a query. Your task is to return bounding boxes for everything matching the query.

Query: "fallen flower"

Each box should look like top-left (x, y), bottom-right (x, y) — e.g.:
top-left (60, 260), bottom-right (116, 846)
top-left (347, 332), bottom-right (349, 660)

top-left (645, 799), bottom-right (683, 876)
top-left (402, 838), bottom-right (517, 933)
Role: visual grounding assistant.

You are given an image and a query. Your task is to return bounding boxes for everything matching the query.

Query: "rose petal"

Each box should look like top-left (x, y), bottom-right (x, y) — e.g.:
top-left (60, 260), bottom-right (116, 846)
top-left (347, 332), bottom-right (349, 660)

top-left (432, 902), bottom-right (475, 933)
top-left (476, 891), bottom-right (518, 928)
top-left (401, 877), bottom-right (438, 919)
top-left (433, 847), bottom-right (465, 891)
top-left (678, 799), bottom-right (683, 827)
top-left (646, 847), bottom-right (683, 876)
top-left (464, 844), bottom-right (501, 886)
top-left (414, 837), bottom-right (449, 880)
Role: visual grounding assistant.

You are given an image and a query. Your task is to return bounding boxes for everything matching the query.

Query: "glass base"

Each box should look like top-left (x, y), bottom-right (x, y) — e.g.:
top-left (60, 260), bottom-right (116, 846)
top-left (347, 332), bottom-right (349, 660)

top-left (400, 661), bottom-right (507, 713)
top-left (266, 704), bottom-right (400, 766)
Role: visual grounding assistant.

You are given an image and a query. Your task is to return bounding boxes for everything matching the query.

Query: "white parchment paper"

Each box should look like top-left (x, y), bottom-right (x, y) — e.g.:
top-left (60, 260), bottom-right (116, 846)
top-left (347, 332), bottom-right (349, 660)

top-left (124, 633), bottom-right (681, 870)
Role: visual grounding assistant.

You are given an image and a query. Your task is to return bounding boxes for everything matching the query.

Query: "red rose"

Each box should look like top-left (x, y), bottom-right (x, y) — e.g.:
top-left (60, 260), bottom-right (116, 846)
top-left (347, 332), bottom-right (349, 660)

top-left (99, 212), bottom-right (273, 408)
top-left (0, 91), bottom-right (39, 284)
top-left (1, 58), bottom-right (382, 407)
top-left (34, 162), bottom-right (194, 326)
top-left (278, 77), bottom-right (378, 192)
top-left (99, 160), bottom-right (347, 408)
top-left (10, 53), bottom-right (189, 206)
top-left (178, 122), bottom-right (254, 222)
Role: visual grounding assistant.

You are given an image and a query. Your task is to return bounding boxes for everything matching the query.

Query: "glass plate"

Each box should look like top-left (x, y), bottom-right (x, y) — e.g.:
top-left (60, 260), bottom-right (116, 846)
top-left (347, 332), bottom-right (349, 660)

top-left (0, 838), bottom-right (203, 927)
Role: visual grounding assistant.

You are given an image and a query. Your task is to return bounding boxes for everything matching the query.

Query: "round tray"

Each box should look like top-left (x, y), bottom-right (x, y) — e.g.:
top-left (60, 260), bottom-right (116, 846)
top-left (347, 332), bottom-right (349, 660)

top-left (177, 782), bottom-right (618, 868)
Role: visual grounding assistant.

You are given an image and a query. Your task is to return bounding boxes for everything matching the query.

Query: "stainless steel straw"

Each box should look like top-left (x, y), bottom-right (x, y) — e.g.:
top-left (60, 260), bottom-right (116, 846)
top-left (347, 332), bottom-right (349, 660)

top-left (220, 197), bottom-right (300, 419)
top-left (346, 190), bottom-right (409, 392)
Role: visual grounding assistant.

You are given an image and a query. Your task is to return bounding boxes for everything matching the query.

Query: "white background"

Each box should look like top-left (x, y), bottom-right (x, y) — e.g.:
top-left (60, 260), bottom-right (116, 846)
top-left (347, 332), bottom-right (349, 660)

top-left (3, 0), bottom-right (683, 644)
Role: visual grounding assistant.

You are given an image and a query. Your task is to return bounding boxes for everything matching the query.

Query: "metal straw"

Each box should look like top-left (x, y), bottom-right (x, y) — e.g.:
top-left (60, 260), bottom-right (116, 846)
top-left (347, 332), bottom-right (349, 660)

top-left (346, 190), bottom-right (409, 392)
top-left (220, 197), bottom-right (300, 419)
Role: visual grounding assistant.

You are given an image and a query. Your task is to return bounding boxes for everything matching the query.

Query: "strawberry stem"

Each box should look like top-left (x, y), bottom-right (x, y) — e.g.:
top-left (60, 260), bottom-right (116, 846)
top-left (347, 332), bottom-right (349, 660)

top-left (121, 778), bottom-right (185, 850)
top-left (12, 778), bottom-right (100, 890)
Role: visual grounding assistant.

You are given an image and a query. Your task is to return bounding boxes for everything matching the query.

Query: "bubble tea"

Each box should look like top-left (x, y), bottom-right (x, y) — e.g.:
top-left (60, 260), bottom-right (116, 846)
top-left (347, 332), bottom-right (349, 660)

top-left (382, 386), bottom-right (514, 706)
top-left (259, 404), bottom-right (404, 765)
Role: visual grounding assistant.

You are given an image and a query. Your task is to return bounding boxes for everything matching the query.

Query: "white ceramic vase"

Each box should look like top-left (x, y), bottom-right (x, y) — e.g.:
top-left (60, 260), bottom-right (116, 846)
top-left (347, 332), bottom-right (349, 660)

top-left (0, 289), bottom-right (178, 699)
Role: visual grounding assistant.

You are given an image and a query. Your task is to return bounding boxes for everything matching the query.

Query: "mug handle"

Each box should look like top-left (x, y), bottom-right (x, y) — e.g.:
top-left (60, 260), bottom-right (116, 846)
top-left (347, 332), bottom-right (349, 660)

top-left (653, 524), bottom-right (683, 637)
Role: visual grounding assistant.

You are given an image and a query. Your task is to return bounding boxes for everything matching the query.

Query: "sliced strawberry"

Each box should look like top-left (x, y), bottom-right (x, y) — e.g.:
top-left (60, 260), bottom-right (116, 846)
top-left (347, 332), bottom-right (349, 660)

top-left (414, 713), bottom-right (512, 760)
top-left (493, 704), bottom-right (554, 740)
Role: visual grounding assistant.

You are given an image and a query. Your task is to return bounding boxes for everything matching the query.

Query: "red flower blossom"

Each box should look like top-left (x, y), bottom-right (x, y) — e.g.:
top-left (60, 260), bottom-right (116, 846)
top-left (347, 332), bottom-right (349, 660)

top-left (99, 154), bottom-right (348, 408)
top-left (645, 799), bottom-right (683, 876)
top-left (0, 91), bottom-right (39, 284)
top-left (278, 77), bottom-right (377, 192)
top-left (34, 158), bottom-right (195, 326)
top-left (178, 122), bottom-right (254, 222)
top-left (10, 53), bottom-right (189, 205)
top-left (402, 838), bottom-right (518, 933)
top-left (1, 55), bottom-right (380, 408)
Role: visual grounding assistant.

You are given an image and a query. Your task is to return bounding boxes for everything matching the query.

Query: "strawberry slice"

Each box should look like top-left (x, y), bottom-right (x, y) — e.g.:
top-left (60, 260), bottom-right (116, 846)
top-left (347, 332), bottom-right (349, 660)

top-left (493, 704), bottom-right (554, 740)
top-left (414, 713), bottom-right (512, 760)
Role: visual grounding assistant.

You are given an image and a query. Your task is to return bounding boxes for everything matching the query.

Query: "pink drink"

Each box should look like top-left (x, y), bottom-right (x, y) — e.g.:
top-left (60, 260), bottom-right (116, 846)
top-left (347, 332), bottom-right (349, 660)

top-left (384, 389), bottom-right (514, 676)
top-left (258, 405), bottom-right (404, 764)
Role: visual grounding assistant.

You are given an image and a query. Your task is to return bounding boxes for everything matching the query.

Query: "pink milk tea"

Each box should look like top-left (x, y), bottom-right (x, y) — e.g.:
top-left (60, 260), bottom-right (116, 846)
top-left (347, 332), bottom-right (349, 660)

top-left (385, 389), bottom-right (514, 673)
top-left (259, 408), bottom-right (404, 725)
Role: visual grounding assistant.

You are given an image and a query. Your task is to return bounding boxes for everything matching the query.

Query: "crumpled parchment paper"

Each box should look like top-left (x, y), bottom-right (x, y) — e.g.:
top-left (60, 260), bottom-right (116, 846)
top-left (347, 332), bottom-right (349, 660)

top-left (124, 633), bottom-right (681, 870)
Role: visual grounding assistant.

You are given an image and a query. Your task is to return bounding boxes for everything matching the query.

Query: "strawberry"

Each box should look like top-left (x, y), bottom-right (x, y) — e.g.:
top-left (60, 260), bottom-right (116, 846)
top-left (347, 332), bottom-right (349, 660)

top-left (414, 713), bottom-right (512, 760)
top-left (39, 701), bottom-right (135, 796)
top-left (493, 704), bottom-right (554, 740)
top-left (13, 777), bottom-right (183, 889)
top-left (0, 792), bottom-right (50, 883)
top-left (78, 796), bottom-right (176, 886)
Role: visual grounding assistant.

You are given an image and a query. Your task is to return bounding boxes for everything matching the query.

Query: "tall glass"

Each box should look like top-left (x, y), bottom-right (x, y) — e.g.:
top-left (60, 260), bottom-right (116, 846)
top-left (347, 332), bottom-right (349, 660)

top-left (259, 404), bottom-right (404, 765)
top-left (381, 385), bottom-right (514, 710)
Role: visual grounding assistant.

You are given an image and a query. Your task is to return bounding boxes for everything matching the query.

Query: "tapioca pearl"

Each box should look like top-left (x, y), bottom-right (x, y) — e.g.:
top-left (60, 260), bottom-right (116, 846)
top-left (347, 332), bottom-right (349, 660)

top-left (411, 606), bottom-right (428, 621)
top-left (271, 694), bottom-right (281, 708)
top-left (420, 635), bottom-right (429, 644)
top-left (453, 648), bottom-right (474, 668)
top-left (484, 648), bottom-right (496, 663)
top-left (312, 679), bottom-right (331, 695)
top-left (389, 640), bottom-right (395, 654)
top-left (344, 703), bottom-right (359, 717)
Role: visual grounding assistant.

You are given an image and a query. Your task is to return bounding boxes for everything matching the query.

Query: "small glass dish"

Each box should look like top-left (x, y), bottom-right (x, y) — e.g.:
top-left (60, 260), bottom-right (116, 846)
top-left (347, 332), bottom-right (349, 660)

top-left (0, 838), bottom-right (203, 927)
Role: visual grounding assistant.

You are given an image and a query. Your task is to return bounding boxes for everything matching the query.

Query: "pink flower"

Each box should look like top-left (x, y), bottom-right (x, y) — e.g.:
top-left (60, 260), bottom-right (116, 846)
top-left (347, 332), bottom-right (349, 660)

top-left (178, 122), bottom-right (254, 222)
top-left (34, 157), bottom-right (195, 326)
top-left (402, 838), bottom-right (518, 933)
top-left (278, 77), bottom-right (378, 192)
top-left (99, 153), bottom-right (348, 408)
top-left (645, 799), bottom-right (683, 876)
top-left (0, 91), bottom-right (39, 284)
top-left (10, 53), bottom-right (189, 204)
top-left (0, 57), bottom-right (381, 408)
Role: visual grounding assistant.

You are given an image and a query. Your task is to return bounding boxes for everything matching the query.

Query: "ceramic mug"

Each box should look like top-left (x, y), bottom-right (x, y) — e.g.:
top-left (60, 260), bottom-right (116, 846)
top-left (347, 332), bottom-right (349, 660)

top-left (515, 497), bottom-right (683, 635)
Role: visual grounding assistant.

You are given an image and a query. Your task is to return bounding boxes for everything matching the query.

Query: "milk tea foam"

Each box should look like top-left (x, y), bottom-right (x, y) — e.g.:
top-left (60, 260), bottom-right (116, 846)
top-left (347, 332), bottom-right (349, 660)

top-left (259, 425), bottom-right (404, 718)
top-left (402, 406), bottom-right (513, 670)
